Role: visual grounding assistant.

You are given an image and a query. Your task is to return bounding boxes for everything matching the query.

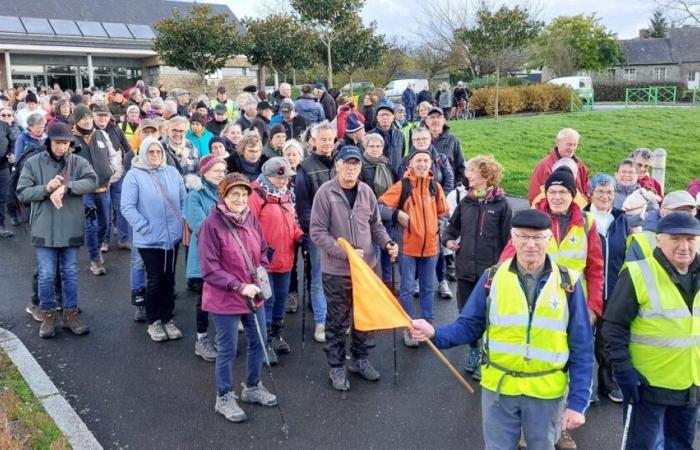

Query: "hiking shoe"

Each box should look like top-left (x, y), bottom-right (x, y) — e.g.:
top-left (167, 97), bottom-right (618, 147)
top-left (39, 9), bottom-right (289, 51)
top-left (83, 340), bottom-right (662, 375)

top-left (117, 242), bottom-right (131, 250)
top-left (90, 260), bottom-right (106, 276)
top-left (329, 367), bottom-right (350, 391)
top-left (25, 304), bottom-right (45, 322)
top-left (265, 343), bottom-right (279, 365)
top-left (148, 320), bottom-right (168, 342)
top-left (215, 392), bottom-right (247, 422)
top-left (472, 364), bottom-right (481, 381)
top-left (438, 280), bottom-right (453, 299)
top-left (62, 308), bottom-right (89, 335)
top-left (133, 306), bottom-right (147, 323)
top-left (39, 309), bottom-right (59, 338)
top-left (607, 388), bottom-right (623, 403)
top-left (240, 382), bottom-right (277, 406)
top-left (465, 347), bottom-right (481, 373)
top-left (348, 358), bottom-right (380, 381)
top-left (163, 320), bottom-right (183, 339)
top-left (271, 336), bottom-right (291, 354)
top-left (556, 431), bottom-right (577, 449)
top-left (0, 226), bottom-right (14, 237)
top-left (9, 217), bottom-right (20, 227)
top-left (100, 242), bottom-right (109, 253)
top-left (403, 329), bottom-right (419, 348)
top-left (195, 335), bottom-right (217, 362)
top-left (286, 291), bottom-right (298, 313)
top-left (314, 322), bottom-right (326, 343)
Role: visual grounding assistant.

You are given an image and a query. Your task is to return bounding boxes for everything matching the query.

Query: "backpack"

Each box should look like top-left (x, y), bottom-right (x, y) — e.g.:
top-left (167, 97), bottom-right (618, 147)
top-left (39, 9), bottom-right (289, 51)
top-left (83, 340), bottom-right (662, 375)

top-left (483, 262), bottom-right (574, 298)
top-left (9, 143), bottom-right (45, 224)
top-left (398, 177), bottom-right (437, 211)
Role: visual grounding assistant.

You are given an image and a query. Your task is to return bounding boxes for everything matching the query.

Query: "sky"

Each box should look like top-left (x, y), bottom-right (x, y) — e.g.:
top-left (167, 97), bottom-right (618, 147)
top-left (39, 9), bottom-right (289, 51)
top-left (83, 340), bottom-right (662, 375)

top-left (192, 0), bottom-right (661, 40)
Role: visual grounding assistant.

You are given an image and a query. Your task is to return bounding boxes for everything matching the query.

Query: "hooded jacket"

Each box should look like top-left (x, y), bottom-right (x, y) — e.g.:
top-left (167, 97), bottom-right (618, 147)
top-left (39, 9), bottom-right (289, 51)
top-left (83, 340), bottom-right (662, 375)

top-left (294, 94), bottom-right (325, 124)
top-left (72, 126), bottom-right (121, 189)
top-left (398, 145), bottom-right (454, 193)
top-left (184, 175), bottom-right (220, 279)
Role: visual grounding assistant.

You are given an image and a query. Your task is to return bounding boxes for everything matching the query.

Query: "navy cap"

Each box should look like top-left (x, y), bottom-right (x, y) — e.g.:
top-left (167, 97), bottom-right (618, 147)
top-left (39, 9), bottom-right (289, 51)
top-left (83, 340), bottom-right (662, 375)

top-left (511, 209), bottom-right (552, 231)
top-left (335, 145), bottom-right (363, 162)
top-left (214, 103), bottom-right (227, 113)
top-left (376, 104), bottom-right (395, 115)
top-left (427, 106), bottom-right (444, 117)
top-left (314, 82), bottom-right (326, 90)
top-left (657, 212), bottom-right (700, 236)
top-left (346, 113), bottom-right (363, 133)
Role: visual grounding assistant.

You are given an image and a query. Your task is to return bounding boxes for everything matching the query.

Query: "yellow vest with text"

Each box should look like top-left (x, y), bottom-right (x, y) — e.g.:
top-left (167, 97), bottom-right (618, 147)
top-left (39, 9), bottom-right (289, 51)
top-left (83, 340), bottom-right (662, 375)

top-left (547, 213), bottom-right (592, 274)
top-left (627, 257), bottom-right (700, 390)
top-left (481, 259), bottom-right (579, 399)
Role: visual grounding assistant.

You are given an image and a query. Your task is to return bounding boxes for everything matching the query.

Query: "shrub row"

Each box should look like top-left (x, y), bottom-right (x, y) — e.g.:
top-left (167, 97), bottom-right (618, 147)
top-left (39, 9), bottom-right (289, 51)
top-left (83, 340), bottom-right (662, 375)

top-left (592, 81), bottom-right (687, 102)
top-left (467, 75), bottom-right (530, 91)
top-left (469, 84), bottom-right (573, 116)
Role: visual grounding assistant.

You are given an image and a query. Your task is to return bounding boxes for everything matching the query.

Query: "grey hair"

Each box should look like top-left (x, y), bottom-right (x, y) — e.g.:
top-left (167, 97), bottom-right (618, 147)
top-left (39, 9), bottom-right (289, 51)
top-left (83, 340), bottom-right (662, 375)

top-left (222, 122), bottom-right (242, 135)
top-left (127, 104), bottom-right (140, 114)
top-left (150, 97), bottom-right (164, 110)
top-left (629, 148), bottom-right (653, 160)
top-left (310, 120), bottom-right (335, 139)
top-left (413, 126), bottom-right (431, 137)
top-left (27, 112), bottom-right (45, 127)
top-left (552, 157), bottom-right (578, 181)
top-left (167, 115), bottom-right (189, 129)
top-left (556, 128), bottom-right (580, 141)
top-left (163, 99), bottom-right (178, 115)
top-left (362, 132), bottom-right (384, 148)
top-left (282, 139), bottom-right (303, 157)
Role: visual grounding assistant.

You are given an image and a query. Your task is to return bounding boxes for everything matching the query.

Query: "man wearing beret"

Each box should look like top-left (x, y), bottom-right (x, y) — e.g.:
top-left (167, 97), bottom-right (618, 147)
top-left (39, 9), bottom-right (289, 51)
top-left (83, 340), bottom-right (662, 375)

top-left (411, 209), bottom-right (594, 449)
top-left (603, 212), bottom-right (700, 449)
top-left (369, 104), bottom-right (405, 178)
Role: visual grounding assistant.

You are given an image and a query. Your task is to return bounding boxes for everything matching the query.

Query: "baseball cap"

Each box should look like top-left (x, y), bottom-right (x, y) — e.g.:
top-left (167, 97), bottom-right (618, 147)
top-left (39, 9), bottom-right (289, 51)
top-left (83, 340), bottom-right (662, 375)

top-left (657, 212), bottom-right (700, 235)
top-left (662, 190), bottom-right (697, 210)
top-left (335, 145), bottom-right (362, 162)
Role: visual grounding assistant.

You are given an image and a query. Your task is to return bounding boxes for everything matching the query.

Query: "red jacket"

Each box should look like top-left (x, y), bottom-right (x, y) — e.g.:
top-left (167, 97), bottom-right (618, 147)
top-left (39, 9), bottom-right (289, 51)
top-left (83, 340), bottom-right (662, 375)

top-left (528, 147), bottom-right (591, 205)
top-left (499, 200), bottom-right (604, 316)
top-left (335, 105), bottom-right (365, 139)
top-left (248, 182), bottom-right (303, 273)
top-left (638, 174), bottom-right (664, 198)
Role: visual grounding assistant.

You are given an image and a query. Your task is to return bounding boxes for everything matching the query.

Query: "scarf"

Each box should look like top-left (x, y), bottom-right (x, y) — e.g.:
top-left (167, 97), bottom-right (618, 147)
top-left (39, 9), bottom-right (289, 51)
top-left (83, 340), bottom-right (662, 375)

top-left (167, 139), bottom-right (190, 169)
top-left (256, 174), bottom-right (290, 199)
top-left (76, 125), bottom-right (93, 136)
top-left (217, 201), bottom-right (249, 226)
top-left (362, 151), bottom-right (393, 197)
top-left (590, 204), bottom-right (614, 236)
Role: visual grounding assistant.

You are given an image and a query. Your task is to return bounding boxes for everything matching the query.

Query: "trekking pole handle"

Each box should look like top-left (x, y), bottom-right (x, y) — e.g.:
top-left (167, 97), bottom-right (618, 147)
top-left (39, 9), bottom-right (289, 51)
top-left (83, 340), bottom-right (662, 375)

top-left (247, 296), bottom-right (258, 313)
top-left (387, 241), bottom-right (397, 263)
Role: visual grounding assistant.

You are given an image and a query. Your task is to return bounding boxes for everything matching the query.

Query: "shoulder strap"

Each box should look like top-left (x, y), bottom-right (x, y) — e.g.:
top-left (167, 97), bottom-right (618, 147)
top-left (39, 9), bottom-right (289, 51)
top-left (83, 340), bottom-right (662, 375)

top-left (254, 186), bottom-right (270, 210)
top-left (221, 216), bottom-right (256, 276)
top-left (556, 264), bottom-right (575, 295)
top-left (398, 178), bottom-right (412, 211)
top-left (429, 179), bottom-right (437, 197)
top-left (483, 263), bottom-right (502, 296)
top-left (148, 173), bottom-right (182, 221)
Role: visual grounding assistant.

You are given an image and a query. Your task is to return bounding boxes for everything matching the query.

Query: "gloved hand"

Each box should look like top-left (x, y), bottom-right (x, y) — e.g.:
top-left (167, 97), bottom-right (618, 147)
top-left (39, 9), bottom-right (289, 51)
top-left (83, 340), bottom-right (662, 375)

top-left (615, 368), bottom-right (644, 403)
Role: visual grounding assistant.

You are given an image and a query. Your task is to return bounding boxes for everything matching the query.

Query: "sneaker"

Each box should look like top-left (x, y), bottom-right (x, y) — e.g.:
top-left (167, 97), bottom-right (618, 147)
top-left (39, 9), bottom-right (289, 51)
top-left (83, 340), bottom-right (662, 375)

top-left (90, 260), bottom-right (106, 276)
top-left (314, 322), bottom-right (326, 343)
top-left (271, 336), bottom-right (291, 354)
top-left (240, 382), bottom-right (277, 406)
top-left (446, 264), bottom-right (457, 282)
top-left (148, 320), bottom-right (168, 342)
top-left (329, 367), bottom-right (350, 391)
top-left (215, 392), bottom-right (247, 422)
top-left (472, 364), bottom-right (481, 381)
top-left (131, 289), bottom-right (146, 306)
top-left (286, 292), bottom-right (298, 313)
top-left (348, 358), bottom-right (380, 381)
top-left (0, 226), bottom-right (14, 237)
top-left (39, 309), bottom-right (59, 339)
top-left (9, 217), bottom-right (20, 227)
top-left (465, 347), bottom-right (481, 373)
top-left (607, 388), bottom-right (623, 403)
top-left (133, 306), bottom-right (147, 323)
top-left (438, 280), bottom-right (453, 299)
top-left (62, 308), bottom-right (89, 335)
top-left (195, 335), bottom-right (217, 362)
top-left (555, 431), bottom-right (577, 449)
top-left (100, 242), bottom-right (109, 253)
top-left (163, 320), bottom-right (183, 340)
top-left (403, 329), bottom-right (419, 348)
top-left (265, 343), bottom-right (279, 365)
top-left (117, 242), bottom-right (131, 250)
top-left (25, 304), bottom-right (45, 322)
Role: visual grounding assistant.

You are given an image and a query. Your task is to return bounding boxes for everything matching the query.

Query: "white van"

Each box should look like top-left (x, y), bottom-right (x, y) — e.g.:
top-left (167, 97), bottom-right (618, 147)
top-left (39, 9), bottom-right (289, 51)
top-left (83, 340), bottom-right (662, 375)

top-left (547, 76), bottom-right (592, 91)
top-left (384, 78), bottom-right (429, 103)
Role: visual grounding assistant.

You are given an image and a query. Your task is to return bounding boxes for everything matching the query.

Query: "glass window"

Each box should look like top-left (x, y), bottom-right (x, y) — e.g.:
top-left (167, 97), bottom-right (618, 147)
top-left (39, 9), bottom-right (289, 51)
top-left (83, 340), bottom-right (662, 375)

top-left (689, 72), bottom-right (696, 82)
top-left (127, 24), bottom-right (154, 39)
top-left (46, 65), bottom-right (78, 75)
top-left (76, 21), bottom-right (107, 37)
top-left (50, 19), bottom-right (81, 36)
top-left (0, 16), bottom-right (24, 33)
top-left (623, 68), bottom-right (636, 81)
top-left (102, 22), bottom-right (133, 38)
top-left (654, 67), bottom-right (667, 80)
top-left (20, 17), bottom-right (54, 35)
top-left (11, 65), bottom-right (44, 75)
top-left (221, 67), bottom-right (244, 76)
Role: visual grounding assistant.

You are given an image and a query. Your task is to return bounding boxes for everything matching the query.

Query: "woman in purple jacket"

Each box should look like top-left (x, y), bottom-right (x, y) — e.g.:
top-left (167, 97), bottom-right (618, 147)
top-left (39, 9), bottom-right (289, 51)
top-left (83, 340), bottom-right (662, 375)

top-left (198, 172), bottom-right (277, 423)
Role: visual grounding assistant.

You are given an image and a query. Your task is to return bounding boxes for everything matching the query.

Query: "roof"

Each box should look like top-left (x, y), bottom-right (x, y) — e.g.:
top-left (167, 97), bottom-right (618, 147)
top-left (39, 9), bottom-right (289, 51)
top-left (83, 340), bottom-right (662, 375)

top-left (621, 27), bottom-right (700, 65)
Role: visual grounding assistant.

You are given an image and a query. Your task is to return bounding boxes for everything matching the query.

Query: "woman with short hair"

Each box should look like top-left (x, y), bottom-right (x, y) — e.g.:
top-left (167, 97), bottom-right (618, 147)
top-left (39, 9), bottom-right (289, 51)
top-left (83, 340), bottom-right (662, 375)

top-left (225, 130), bottom-right (267, 181)
top-left (221, 123), bottom-right (243, 155)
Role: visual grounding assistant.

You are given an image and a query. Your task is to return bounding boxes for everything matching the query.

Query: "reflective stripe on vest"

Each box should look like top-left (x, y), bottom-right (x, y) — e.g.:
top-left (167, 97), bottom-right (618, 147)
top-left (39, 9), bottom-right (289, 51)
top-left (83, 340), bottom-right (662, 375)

top-left (626, 231), bottom-right (656, 260)
top-left (481, 258), bottom-right (580, 399)
top-left (627, 258), bottom-right (700, 390)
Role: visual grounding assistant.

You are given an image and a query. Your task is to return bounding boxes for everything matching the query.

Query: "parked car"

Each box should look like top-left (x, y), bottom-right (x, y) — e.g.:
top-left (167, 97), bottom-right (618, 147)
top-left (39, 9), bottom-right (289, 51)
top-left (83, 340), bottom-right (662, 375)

top-left (547, 76), bottom-right (592, 91)
top-left (384, 78), bottom-right (429, 103)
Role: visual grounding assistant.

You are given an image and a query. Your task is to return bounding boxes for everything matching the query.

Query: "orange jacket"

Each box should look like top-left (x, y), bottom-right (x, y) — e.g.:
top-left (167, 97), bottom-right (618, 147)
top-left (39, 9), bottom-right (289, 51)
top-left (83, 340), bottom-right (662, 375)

top-left (379, 169), bottom-right (448, 257)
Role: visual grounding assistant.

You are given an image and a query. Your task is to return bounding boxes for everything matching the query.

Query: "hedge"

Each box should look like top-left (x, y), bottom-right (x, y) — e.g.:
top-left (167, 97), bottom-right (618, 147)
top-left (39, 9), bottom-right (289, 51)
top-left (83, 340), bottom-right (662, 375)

top-left (467, 75), bottom-right (529, 91)
top-left (469, 84), bottom-right (573, 117)
top-left (592, 81), bottom-right (687, 102)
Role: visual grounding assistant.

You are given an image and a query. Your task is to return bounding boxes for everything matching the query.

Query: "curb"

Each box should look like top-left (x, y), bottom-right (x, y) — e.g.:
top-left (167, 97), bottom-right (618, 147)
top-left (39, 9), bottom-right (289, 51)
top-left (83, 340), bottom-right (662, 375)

top-left (0, 327), bottom-right (102, 450)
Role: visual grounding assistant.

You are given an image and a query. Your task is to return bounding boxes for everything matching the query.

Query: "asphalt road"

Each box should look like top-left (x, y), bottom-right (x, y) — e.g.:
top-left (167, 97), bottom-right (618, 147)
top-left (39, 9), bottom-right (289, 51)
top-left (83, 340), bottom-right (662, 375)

top-left (0, 226), bottom-right (631, 449)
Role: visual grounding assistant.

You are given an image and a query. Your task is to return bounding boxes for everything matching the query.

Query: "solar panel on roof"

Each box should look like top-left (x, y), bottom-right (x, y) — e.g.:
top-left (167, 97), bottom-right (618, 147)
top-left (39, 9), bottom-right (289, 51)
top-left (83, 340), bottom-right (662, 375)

top-left (77, 21), bottom-right (107, 37)
top-left (0, 16), bottom-right (24, 33)
top-left (102, 22), bottom-right (133, 39)
top-left (21, 17), bottom-right (54, 35)
top-left (50, 19), bottom-right (81, 36)
top-left (126, 24), bottom-right (154, 40)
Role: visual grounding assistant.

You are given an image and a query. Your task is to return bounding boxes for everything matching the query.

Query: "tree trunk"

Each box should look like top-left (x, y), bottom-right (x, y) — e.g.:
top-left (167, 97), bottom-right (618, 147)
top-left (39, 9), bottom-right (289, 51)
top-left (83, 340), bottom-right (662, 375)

top-left (257, 64), bottom-right (266, 93)
top-left (494, 67), bottom-right (500, 121)
top-left (349, 73), bottom-right (353, 96)
top-left (292, 69), bottom-right (297, 88)
top-left (326, 41), bottom-right (333, 88)
top-left (274, 71), bottom-right (279, 88)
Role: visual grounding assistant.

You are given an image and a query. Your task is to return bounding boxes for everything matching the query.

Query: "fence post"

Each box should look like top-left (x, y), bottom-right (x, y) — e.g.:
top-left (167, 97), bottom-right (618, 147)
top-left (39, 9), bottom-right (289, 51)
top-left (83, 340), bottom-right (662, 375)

top-left (651, 148), bottom-right (667, 193)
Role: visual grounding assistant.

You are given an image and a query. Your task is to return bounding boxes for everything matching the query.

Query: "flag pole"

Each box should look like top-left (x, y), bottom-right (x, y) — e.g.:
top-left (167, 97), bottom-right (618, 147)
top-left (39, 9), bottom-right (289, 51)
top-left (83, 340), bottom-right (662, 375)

top-left (423, 339), bottom-right (475, 394)
top-left (390, 252), bottom-right (398, 385)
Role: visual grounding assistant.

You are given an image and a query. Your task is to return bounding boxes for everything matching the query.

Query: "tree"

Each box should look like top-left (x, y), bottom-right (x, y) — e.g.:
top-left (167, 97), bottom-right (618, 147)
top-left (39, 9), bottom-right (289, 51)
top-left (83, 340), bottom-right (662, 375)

top-left (290, 0), bottom-right (365, 87)
top-left (457, 6), bottom-right (542, 119)
top-left (649, 8), bottom-right (670, 37)
top-left (153, 4), bottom-right (243, 89)
top-left (655, 0), bottom-right (700, 26)
top-left (331, 18), bottom-right (389, 94)
top-left (413, 43), bottom-right (449, 81)
top-left (532, 15), bottom-right (625, 76)
top-left (242, 14), bottom-right (318, 82)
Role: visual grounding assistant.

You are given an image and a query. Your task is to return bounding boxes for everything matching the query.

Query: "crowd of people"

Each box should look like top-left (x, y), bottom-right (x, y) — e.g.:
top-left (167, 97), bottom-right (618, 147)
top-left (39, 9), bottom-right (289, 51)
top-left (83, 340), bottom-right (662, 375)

top-left (1, 78), bottom-right (699, 450)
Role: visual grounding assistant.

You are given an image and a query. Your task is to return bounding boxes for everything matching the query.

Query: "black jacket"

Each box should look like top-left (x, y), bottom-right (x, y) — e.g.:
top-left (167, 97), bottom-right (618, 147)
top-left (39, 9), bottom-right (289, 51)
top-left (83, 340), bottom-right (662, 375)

top-left (225, 153), bottom-right (267, 181)
top-left (416, 89), bottom-right (434, 105)
top-left (0, 121), bottom-right (11, 168)
top-left (442, 188), bottom-right (512, 281)
top-left (432, 125), bottom-right (465, 182)
top-left (281, 116), bottom-right (309, 141)
top-left (206, 119), bottom-right (228, 137)
top-left (603, 248), bottom-right (700, 406)
top-left (251, 115), bottom-right (270, 145)
top-left (319, 91), bottom-right (337, 122)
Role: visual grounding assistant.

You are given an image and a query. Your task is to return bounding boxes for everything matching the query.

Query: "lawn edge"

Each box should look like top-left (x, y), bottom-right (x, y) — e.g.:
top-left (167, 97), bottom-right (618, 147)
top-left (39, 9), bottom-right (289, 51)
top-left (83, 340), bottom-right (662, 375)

top-left (0, 327), bottom-right (102, 450)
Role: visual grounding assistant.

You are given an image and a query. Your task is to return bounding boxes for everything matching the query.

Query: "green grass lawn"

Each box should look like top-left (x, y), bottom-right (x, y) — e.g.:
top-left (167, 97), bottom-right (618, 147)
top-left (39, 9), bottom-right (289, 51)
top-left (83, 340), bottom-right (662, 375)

top-left (448, 108), bottom-right (700, 197)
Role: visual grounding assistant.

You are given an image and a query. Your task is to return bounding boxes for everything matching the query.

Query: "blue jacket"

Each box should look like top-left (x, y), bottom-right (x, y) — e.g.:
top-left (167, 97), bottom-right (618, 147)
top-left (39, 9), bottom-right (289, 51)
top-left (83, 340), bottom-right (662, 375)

top-left (433, 258), bottom-right (594, 414)
top-left (295, 95), bottom-right (325, 124)
top-left (14, 131), bottom-right (44, 162)
top-left (402, 88), bottom-right (417, 108)
top-left (121, 160), bottom-right (187, 250)
top-left (584, 207), bottom-right (629, 300)
top-left (186, 129), bottom-right (214, 158)
top-left (369, 126), bottom-right (405, 179)
top-left (184, 176), bottom-right (219, 278)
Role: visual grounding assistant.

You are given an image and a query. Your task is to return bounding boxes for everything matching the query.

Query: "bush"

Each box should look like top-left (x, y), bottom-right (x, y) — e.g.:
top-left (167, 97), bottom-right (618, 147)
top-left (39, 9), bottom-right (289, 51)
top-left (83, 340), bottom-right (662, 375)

top-left (468, 75), bottom-right (529, 91)
top-left (469, 84), bottom-right (573, 117)
top-left (592, 81), bottom-right (687, 102)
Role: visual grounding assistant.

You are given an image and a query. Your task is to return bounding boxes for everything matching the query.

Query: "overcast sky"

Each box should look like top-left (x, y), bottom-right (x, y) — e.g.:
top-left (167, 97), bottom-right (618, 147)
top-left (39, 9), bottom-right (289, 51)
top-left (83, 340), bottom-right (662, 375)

top-left (195, 0), bottom-right (661, 40)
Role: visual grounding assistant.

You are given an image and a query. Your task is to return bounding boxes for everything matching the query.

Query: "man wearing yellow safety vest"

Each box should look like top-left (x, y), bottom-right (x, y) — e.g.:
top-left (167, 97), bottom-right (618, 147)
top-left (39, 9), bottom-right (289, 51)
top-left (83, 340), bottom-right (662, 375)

top-left (626, 190), bottom-right (698, 261)
top-left (603, 212), bottom-right (700, 449)
top-left (411, 209), bottom-right (594, 449)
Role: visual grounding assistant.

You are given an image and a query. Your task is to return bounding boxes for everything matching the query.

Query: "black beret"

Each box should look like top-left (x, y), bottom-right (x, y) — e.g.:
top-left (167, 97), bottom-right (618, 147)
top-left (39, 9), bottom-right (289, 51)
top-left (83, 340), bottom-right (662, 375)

top-left (511, 209), bottom-right (552, 230)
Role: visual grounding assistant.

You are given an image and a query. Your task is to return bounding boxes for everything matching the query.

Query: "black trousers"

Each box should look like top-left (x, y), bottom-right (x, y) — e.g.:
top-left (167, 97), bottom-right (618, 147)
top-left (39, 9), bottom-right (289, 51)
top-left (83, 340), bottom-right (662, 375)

top-left (322, 273), bottom-right (374, 367)
top-left (456, 278), bottom-right (478, 313)
top-left (139, 247), bottom-right (178, 325)
top-left (188, 277), bottom-right (209, 334)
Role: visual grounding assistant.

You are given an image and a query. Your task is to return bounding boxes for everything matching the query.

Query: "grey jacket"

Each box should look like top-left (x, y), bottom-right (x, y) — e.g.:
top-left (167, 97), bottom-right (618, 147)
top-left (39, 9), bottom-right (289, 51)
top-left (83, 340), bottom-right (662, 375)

top-left (310, 177), bottom-right (391, 276)
top-left (17, 145), bottom-right (97, 247)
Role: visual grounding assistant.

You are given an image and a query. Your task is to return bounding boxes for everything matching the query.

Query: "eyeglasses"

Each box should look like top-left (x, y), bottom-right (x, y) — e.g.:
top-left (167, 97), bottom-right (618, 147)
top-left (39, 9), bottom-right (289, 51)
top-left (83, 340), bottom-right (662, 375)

top-left (593, 190), bottom-right (614, 198)
top-left (513, 232), bottom-right (550, 243)
top-left (210, 169), bottom-right (227, 175)
top-left (547, 189), bottom-right (572, 197)
top-left (0, 114), bottom-right (12, 117)
top-left (171, 129), bottom-right (186, 134)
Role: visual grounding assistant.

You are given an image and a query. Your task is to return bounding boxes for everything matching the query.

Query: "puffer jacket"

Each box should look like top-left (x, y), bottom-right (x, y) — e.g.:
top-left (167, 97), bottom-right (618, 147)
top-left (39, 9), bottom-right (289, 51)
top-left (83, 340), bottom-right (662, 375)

top-left (248, 181), bottom-right (303, 273)
top-left (294, 94), bottom-right (325, 124)
top-left (184, 176), bottom-right (220, 278)
top-left (186, 128), bottom-right (214, 158)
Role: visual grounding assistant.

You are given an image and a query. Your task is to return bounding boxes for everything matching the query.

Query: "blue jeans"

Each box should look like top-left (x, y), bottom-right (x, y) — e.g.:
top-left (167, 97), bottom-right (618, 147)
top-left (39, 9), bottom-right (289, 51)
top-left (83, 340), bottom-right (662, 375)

top-left (83, 191), bottom-right (111, 261)
top-left (398, 254), bottom-right (437, 320)
top-left (36, 246), bottom-right (79, 310)
top-left (435, 247), bottom-right (446, 283)
top-left (405, 106), bottom-right (415, 122)
top-left (308, 240), bottom-right (327, 324)
top-left (130, 231), bottom-right (145, 291)
top-left (109, 178), bottom-right (129, 244)
top-left (373, 243), bottom-right (394, 283)
top-left (212, 309), bottom-right (266, 396)
top-left (625, 396), bottom-right (698, 450)
top-left (265, 271), bottom-right (291, 327)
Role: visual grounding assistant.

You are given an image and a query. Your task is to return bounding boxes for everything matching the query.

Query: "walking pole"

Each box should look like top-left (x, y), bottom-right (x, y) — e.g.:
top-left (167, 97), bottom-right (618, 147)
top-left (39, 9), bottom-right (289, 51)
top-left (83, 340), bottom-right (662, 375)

top-left (301, 247), bottom-right (310, 350)
top-left (620, 402), bottom-right (633, 450)
top-left (247, 296), bottom-right (289, 438)
top-left (390, 245), bottom-right (398, 385)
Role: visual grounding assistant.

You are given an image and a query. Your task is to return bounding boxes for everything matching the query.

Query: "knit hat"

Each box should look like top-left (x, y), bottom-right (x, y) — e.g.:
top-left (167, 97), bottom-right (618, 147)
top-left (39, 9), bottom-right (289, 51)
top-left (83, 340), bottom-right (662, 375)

top-left (72, 104), bottom-right (93, 123)
top-left (209, 136), bottom-right (227, 151)
top-left (262, 157), bottom-right (295, 178)
top-left (198, 155), bottom-right (226, 176)
top-left (190, 113), bottom-right (205, 125)
top-left (25, 90), bottom-right (38, 104)
top-left (196, 100), bottom-right (208, 110)
top-left (346, 113), bottom-right (363, 133)
top-left (219, 172), bottom-right (252, 198)
top-left (408, 147), bottom-right (432, 161)
top-left (545, 167), bottom-right (576, 196)
top-left (269, 123), bottom-right (286, 139)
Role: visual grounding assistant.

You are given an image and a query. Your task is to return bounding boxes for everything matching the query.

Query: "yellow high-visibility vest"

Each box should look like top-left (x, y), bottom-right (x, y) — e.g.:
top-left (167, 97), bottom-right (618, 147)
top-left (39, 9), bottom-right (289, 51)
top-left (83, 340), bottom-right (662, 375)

top-left (547, 212), bottom-right (592, 273)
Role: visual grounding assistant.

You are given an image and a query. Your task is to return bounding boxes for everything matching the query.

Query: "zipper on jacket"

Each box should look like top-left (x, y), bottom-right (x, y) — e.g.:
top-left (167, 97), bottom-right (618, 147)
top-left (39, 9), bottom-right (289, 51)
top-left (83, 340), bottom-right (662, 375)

top-left (420, 180), bottom-right (428, 257)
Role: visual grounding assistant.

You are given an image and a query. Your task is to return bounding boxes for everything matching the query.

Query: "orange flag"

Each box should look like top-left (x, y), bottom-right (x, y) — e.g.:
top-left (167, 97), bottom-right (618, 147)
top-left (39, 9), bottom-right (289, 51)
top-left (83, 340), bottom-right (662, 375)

top-left (337, 238), bottom-right (412, 331)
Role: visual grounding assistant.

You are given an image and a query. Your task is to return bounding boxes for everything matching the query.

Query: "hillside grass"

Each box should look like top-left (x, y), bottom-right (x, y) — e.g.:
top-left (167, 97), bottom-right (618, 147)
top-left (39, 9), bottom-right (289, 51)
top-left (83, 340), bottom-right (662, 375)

top-left (448, 108), bottom-right (700, 197)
